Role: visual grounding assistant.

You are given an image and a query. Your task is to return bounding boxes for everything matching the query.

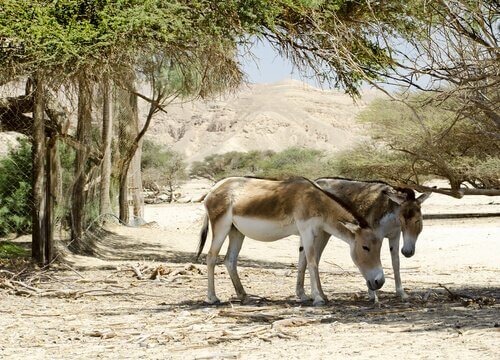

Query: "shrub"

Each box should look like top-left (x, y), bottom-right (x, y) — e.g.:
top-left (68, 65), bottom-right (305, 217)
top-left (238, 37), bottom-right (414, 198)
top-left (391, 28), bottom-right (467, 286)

top-left (141, 140), bottom-right (187, 199)
top-left (0, 138), bottom-right (32, 237)
top-left (258, 147), bottom-right (326, 179)
top-left (0, 241), bottom-right (30, 259)
top-left (190, 147), bottom-right (330, 181)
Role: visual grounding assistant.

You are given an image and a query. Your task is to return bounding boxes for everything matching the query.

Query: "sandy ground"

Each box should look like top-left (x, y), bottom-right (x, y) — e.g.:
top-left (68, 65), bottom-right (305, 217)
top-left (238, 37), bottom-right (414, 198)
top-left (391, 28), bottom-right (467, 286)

top-left (0, 198), bottom-right (499, 359)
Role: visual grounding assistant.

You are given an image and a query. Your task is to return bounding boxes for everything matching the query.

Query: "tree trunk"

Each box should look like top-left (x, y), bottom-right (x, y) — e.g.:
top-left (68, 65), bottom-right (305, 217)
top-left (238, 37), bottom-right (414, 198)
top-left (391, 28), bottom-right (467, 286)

top-left (117, 88), bottom-right (130, 224)
top-left (130, 148), bottom-right (144, 221)
top-left (45, 137), bottom-right (57, 264)
top-left (117, 89), bottom-right (143, 224)
top-left (130, 94), bottom-right (144, 222)
top-left (99, 77), bottom-right (112, 222)
top-left (118, 170), bottom-right (129, 225)
top-left (31, 73), bottom-right (46, 264)
top-left (70, 76), bottom-right (92, 252)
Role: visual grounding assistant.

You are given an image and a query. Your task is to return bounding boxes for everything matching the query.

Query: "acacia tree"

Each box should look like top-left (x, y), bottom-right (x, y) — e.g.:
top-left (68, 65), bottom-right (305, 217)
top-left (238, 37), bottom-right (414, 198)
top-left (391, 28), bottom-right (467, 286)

top-left (364, 1), bottom-right (499, 129)
top-left (332, 95), bottom-right (500, 198)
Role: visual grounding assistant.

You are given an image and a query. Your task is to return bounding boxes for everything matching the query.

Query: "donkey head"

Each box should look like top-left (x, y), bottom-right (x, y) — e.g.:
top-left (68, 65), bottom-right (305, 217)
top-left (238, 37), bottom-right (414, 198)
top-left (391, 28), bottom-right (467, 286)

top-left (385, 188), bottom-right (431, 258)
top-left (342, 221), bottom-right (385, 291)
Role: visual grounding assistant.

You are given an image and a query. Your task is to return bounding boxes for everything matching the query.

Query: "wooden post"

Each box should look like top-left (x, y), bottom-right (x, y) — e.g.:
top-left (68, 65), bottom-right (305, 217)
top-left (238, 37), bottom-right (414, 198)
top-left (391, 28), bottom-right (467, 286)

top-left (44, 137), bottom-right (56, 264)
top-left (32, 72), bottom-right (46, 264)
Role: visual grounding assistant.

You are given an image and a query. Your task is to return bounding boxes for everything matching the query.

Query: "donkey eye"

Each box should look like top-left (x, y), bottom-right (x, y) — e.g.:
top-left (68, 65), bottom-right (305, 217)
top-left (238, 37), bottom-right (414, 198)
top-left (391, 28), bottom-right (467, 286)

top-left (362, 246), bottom-right (370, 252)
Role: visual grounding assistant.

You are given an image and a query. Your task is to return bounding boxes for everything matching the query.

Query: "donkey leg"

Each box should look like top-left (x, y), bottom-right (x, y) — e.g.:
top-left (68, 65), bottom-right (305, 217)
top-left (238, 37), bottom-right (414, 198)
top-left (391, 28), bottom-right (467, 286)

top-left (225, 226), bottom-right (247, 301)
top-left (301, 231), bottom-right (327, 306)
top-left (296, 240), bottom-right (309, 302)
top-left (296, 231), bottom-right (329, 302)
top-left (368, 289), bottom-right (379, 304)
top-left (206, 215), bottom-right (232, 304)
top-left (389, 232), bottom-right (408, 300)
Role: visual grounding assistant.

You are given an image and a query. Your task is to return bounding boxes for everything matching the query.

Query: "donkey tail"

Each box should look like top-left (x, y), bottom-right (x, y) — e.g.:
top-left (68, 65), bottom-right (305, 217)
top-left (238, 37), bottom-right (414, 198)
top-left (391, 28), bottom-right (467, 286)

top-left (195, 213), bottom-right (209, 261)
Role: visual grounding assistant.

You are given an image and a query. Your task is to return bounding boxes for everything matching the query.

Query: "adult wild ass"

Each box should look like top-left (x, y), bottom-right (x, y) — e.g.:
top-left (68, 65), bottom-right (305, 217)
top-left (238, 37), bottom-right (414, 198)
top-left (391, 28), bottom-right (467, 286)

top-left (296, 177), bottom-right (431, 303)
top-left (196, 176), bottom-right (385, 306)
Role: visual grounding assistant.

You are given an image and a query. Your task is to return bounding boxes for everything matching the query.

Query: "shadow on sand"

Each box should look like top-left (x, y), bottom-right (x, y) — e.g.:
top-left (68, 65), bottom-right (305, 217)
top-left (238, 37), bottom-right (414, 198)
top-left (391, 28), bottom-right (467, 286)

top-left (81, 227), bottom-right (293, 270)
top-left (72, 227), bottom-right (498, 333)
top-left (156, 286), bottom-right (499, 332)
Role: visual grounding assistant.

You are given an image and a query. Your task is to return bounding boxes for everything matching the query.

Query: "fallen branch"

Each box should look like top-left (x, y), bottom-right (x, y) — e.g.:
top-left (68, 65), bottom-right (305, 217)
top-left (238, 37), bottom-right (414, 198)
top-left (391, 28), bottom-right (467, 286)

top-left (85, 329), bottom-right (117, 339)
top-left (131, 265), bottom-right (144, 280)
top-left (365, 308), bottom-right (419, 316)
top-left (218, 310), bottom-right (284, 323)
top-left (11, 280), bottom-right (40, 293)
top-left (62, 263), bottom-right (86, 279)
top-left (438, 283), bottom-right (496, 306)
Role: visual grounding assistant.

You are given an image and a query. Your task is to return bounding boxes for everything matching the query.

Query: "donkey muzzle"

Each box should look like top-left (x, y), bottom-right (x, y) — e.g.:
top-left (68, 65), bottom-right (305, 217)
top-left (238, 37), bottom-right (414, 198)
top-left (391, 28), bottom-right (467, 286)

top-left (402, 248), bottom-right (415, 257)
top-left (366, 273), bottom-right (385, 291)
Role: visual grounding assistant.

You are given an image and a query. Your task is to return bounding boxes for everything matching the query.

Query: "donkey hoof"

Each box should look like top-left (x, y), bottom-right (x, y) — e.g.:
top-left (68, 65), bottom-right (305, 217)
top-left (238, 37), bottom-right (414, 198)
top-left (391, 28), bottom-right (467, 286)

top-left (397, 290), bottom-right (409, 301)
top-left (238, 294), bottom-right (252, 304)
top-left (313, 297), bottom-right (327, 307)
top-left (205, 296), bottom-right (221, 305)
top-left (297, 293), bottom-right (312, 302)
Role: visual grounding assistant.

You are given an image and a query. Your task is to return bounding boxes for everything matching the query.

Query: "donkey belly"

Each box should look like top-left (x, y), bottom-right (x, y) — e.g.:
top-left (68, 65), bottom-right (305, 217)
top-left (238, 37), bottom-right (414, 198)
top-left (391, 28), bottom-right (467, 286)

top-left (233, 216), bottom-right (298, 242)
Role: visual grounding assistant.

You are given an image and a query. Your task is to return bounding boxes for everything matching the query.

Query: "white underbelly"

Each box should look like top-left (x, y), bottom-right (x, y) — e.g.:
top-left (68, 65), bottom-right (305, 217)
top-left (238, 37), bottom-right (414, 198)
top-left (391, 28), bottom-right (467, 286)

top-left (233, 216), bottom-right (298, 242)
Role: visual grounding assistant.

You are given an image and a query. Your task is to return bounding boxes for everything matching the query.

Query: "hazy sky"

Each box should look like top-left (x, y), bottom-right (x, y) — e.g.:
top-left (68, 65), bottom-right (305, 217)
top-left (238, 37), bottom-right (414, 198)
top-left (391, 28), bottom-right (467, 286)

top-left (239, 39), bottom-right (424, 93)
top-left (239, 39), bottom-right (317, 86)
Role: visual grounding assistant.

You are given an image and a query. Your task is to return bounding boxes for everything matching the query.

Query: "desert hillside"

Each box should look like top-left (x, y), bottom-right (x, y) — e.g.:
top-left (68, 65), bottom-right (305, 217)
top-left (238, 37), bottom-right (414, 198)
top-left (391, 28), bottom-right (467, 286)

top-left (144, 79), bottom-right (380, 163)
top-left (0, 80), bottom-right (380, 161)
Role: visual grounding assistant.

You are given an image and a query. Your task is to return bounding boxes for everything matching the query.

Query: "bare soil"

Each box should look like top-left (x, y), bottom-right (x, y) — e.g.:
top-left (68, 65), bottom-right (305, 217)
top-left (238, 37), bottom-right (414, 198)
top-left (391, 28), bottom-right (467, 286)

top-left (0, 201), bottom-right (499, 359)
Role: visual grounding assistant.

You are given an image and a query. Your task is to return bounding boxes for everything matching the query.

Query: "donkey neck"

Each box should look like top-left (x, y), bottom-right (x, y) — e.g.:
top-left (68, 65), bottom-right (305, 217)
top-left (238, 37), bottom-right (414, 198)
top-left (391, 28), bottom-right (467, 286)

top-left (323, 217), bottom-right (356, 245)
top-left (374, 202), bottom-right (401, 238)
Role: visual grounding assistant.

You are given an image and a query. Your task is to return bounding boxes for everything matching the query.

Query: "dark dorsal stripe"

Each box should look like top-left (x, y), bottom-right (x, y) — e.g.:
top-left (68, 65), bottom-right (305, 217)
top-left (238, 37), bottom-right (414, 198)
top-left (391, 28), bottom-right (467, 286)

top-left (241, 175), bottom-right (370, 228)
top-left (243, 175), bottom-right (281, 181)
top-left (315, 176), bottom-right (390, 186)
top-left (315, 177), bottom-right (416, 201)
top-left (303, 178), bottom-right (370, 229)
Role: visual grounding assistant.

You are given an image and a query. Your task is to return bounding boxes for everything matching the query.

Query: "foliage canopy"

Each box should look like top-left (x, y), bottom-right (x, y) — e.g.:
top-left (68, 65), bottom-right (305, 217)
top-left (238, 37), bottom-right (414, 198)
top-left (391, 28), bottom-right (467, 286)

top-left (0, 0), bottom-right (429, 94)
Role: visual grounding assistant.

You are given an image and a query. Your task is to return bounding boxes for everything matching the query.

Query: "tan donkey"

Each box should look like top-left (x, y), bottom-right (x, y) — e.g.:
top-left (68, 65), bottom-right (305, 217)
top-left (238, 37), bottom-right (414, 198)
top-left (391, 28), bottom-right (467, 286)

top-left (196, 176), bottom-right (385, 306)
top-left (297, 177), bottom-right (431, 303)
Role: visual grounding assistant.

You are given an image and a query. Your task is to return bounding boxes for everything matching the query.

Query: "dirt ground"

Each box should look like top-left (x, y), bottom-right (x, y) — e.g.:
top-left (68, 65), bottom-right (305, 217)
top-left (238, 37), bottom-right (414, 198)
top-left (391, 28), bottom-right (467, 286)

top-left (0, 198), bottom-right (499, 359)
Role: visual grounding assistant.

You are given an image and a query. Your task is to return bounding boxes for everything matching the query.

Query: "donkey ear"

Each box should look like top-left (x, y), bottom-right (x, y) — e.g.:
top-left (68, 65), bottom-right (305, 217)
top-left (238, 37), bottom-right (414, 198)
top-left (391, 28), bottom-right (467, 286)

top-left (340, 221), bottom-right (361, 234)
top-left (383, 189), bottom-right (407, 205)
top-left (416, 192), bottom-right (431, 204)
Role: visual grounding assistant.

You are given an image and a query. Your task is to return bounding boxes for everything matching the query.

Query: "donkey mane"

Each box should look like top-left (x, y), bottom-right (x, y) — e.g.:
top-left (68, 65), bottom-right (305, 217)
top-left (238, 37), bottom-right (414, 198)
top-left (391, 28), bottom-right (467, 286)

top-left (315, 176), bottom-right (390, 186)
top-left (315, 177), bottom-right (416, 201)
top-left (302, 178), bottom-right (370, 229)
top-left (243, 175), bottom-right (281, 181)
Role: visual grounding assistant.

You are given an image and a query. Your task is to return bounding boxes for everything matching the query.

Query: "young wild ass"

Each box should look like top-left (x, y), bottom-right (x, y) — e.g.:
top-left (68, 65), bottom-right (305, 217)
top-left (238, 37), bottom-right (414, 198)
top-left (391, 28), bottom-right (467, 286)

top-left (196, 176), bottom-right (385, 306)
top-left (296, 177), bottom-right (431, 303)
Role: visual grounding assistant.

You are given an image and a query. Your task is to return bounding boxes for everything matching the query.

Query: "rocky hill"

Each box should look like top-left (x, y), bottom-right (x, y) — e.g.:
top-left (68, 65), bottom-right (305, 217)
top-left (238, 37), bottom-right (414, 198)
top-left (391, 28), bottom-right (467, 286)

top-left (144, 79), bottom-right (380, 163)
top-left (0, 80), bottom-right (381, 161)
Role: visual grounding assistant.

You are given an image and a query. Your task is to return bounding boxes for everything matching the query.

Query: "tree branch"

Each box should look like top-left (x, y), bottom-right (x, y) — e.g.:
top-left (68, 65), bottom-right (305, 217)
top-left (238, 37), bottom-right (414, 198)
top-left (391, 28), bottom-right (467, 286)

top-left (400, 183), bottom-right (500, 198)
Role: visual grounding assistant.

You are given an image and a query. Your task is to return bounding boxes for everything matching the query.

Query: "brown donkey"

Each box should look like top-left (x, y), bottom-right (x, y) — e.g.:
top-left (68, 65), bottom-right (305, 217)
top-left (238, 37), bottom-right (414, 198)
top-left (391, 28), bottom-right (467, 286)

top-left (296, 177), bottom-right (430, 303)
top-left (196, 176), bottom-right (385, 306)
